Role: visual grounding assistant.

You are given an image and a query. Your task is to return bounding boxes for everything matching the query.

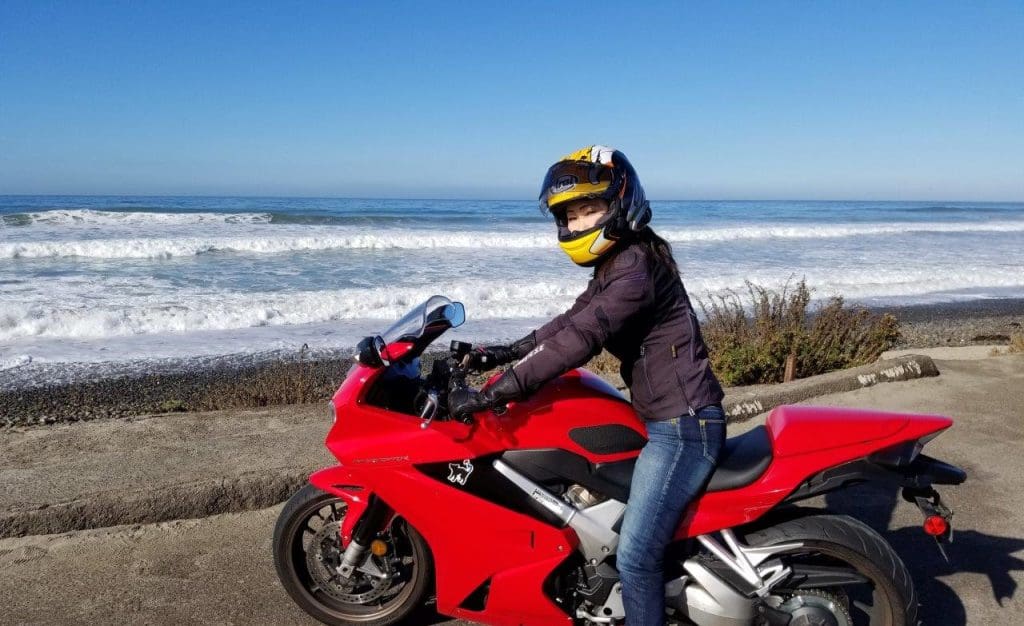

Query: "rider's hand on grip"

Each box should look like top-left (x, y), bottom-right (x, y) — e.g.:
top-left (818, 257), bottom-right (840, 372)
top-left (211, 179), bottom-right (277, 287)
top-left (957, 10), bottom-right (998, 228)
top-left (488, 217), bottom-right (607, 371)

top-left (466, 345), bottom-right (513, 371)
top-left (448, 387), bottom-right (491, 423)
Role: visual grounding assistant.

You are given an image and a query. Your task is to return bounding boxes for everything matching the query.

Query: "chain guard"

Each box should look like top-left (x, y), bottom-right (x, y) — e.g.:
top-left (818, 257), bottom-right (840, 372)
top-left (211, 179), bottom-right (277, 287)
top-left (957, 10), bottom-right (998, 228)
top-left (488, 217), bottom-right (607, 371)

top-left (773, 588), bottom-right (853, 626)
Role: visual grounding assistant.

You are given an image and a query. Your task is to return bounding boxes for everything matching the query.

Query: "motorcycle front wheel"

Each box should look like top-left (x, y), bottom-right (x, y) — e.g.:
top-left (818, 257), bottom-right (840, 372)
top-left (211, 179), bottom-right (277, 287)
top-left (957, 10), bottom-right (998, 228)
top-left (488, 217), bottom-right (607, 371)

top-left (273, 484), bottom-right (433, 626)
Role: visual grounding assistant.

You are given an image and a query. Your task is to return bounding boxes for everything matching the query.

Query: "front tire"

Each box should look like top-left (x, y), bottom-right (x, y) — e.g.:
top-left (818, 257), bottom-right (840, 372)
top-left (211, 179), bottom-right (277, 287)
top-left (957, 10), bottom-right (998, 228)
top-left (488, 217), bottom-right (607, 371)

top-left (744, 514), bottom-right (917, 626)
top-left (273, 484), bottom-right (433, 626)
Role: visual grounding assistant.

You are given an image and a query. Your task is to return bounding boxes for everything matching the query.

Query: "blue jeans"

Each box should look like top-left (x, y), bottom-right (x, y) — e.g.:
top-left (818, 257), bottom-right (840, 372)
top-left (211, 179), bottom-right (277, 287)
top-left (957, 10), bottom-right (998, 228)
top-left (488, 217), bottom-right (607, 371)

top-left (617, 405), bottom-right (726, 626)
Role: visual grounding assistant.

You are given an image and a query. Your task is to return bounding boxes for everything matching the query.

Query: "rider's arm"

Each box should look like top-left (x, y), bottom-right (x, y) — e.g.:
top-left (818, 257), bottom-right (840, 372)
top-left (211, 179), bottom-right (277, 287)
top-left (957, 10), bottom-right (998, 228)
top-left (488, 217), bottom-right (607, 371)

top-left (472, 276), bottom-right (598, 370)
top-left (532, 278), bottom-right (598, 344)
top-left (503, 247), bottom-right (653, 397)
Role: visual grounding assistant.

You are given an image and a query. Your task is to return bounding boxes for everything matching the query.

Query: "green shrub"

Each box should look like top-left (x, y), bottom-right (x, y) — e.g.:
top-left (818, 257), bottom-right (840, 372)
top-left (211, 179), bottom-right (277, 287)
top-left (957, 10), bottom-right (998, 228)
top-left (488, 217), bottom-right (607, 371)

top-left (698, 280), bottom-right (900, 386)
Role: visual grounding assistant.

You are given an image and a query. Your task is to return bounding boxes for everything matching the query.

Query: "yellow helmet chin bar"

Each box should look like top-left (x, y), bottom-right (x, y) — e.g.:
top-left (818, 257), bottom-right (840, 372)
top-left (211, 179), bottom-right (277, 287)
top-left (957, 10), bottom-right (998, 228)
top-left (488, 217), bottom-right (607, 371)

top-left (558, 228), bottom-right (617, 266)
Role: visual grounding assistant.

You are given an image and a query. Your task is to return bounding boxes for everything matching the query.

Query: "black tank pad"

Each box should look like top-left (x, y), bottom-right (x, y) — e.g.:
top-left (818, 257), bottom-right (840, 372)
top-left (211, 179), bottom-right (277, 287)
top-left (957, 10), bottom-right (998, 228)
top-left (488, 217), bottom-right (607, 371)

top-left (502, 425), bottom-right (773, 502)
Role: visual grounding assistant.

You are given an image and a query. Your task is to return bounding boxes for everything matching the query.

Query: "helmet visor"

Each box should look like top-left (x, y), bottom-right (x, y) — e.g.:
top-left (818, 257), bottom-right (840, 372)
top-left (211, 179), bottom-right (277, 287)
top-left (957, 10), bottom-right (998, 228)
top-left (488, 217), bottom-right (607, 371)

top-left (538, 160), bottom-right (617, 212)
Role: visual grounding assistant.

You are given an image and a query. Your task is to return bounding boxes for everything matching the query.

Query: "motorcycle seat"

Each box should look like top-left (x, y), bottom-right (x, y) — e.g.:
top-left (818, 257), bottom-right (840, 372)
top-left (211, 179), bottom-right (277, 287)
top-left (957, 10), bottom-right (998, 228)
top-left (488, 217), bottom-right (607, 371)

top-left (506, 424), bottom-right (774, 504)
top-left (587, 424), bottom-right (774, 500)
top-left (705, 425), bottom-right (773, 492)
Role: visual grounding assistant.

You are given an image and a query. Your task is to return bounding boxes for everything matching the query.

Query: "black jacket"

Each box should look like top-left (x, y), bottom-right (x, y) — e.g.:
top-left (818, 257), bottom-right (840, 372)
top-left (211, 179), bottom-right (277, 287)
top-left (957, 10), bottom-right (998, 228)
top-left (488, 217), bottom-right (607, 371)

top-left (510, 242), bottom-right (724, 422)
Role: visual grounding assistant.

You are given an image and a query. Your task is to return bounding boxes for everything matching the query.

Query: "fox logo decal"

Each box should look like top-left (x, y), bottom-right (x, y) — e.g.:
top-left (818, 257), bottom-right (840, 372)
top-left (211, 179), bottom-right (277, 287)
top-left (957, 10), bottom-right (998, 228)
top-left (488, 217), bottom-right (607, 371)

top-left (447, 460), bottom-right (474, 486)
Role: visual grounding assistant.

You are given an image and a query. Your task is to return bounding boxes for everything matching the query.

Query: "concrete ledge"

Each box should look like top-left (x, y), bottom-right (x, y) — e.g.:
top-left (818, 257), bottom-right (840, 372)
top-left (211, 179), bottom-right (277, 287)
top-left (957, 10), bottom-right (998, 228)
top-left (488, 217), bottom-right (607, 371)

top-left (0, 404), bottom-right (331, 539)
top-left (722, 354), bottom-right (939, 422)
top-left (0, 469), bottom-right (310, 539)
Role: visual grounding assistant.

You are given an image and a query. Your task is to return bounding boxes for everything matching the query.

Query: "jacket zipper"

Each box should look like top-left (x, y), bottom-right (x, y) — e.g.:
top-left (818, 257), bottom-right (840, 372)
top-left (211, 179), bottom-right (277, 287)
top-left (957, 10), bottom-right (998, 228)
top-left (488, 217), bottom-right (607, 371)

top-left (668, 343), bottom-right (696, 417)
top-left (640, 345), bottom-right (655, 398)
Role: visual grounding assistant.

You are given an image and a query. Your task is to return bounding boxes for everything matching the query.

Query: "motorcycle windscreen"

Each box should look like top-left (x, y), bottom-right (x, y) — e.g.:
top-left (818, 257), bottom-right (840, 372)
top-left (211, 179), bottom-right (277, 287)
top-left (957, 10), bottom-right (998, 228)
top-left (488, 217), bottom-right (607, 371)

top-left (379, 295), bottom-right (465, 344)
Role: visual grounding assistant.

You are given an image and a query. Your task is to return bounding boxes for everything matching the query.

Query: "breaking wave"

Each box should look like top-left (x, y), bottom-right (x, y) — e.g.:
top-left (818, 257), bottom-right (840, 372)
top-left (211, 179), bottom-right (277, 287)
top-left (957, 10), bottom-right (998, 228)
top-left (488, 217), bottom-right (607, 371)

top-left (4, 268), bottom-right (1024, 342)
top-left (5, 220), bottom-right (1024, 259)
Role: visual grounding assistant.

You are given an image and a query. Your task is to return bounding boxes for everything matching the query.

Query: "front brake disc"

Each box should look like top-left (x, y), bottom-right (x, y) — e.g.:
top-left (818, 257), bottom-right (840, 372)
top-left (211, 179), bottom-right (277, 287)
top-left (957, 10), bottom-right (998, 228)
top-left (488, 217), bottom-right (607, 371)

top-left (306, 520), bottom-right (393, 604)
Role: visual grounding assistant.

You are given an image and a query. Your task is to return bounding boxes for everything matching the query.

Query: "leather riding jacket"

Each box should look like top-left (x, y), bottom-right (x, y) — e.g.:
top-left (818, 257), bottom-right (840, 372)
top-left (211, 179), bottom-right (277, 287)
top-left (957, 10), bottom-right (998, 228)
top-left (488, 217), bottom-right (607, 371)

top-left (508, 242), bottom-right (724, 422)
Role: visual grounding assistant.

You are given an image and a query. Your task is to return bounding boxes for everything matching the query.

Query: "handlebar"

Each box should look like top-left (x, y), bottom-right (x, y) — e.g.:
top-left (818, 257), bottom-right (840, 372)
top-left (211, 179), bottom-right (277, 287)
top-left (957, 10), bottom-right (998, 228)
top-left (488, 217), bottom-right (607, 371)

top-left (417, 340), bottom-right (511, 429)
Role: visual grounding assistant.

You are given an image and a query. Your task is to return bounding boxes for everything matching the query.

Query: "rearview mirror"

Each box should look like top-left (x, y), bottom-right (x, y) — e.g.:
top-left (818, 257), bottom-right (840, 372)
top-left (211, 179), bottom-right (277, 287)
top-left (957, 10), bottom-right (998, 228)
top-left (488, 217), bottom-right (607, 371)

top-left (356, 335), bottom-right (391, 368)
top-left (446, 303), bottom-right (465, 328)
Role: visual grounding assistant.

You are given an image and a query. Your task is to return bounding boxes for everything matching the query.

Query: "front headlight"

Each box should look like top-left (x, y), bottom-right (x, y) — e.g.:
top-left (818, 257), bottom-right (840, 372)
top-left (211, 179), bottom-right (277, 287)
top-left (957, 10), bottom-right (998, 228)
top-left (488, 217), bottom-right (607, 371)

top-left (329, 399), bottom-right (337, 424)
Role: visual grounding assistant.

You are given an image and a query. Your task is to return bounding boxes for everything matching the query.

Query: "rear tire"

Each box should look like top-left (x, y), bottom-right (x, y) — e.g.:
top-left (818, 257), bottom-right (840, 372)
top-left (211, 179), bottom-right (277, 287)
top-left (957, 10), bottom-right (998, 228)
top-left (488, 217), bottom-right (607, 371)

top-left (273, 484), bottom-right (433, 626)
top-left (743, 514), bottom-right (917, 626)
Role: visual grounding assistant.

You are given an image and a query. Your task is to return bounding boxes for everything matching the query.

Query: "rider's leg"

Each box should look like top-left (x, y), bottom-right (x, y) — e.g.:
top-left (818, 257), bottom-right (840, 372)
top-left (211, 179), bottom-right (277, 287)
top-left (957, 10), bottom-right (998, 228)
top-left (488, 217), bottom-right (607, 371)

top-left (617, 406), bottom-right (726, 626)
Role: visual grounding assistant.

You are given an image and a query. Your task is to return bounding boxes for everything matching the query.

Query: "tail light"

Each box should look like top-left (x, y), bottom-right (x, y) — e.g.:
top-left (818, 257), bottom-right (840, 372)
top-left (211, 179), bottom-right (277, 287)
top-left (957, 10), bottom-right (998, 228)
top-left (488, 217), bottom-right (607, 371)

top-left (923, 515), bottom-right (949, 537)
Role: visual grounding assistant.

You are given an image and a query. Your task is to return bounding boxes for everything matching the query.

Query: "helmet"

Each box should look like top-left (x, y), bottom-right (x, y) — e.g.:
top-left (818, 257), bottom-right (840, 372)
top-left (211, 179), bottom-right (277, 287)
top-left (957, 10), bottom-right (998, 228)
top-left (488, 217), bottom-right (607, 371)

top-left (539, 145), bottom-right (652, 267)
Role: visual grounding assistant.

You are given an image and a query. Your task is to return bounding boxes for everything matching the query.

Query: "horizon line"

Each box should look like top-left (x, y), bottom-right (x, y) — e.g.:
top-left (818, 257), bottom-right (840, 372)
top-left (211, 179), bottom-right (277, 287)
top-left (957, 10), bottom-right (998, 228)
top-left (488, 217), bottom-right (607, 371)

top-left (2, 192), bottom-right (1023, 205)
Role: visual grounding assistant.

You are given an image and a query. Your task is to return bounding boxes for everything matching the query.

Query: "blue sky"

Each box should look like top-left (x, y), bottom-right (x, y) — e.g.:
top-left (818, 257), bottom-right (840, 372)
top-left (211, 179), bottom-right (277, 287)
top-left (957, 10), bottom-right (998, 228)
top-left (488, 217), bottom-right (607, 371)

top-left (1, 1), bottom-right (1021, 200)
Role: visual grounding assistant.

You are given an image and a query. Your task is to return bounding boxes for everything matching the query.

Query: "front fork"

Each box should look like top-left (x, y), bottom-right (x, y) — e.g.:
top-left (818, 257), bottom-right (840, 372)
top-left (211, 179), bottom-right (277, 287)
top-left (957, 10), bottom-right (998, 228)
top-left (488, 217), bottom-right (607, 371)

top-left (308, 466), bottom-right (395, 579)
top-left (336, 494), bottom-right (394, 578)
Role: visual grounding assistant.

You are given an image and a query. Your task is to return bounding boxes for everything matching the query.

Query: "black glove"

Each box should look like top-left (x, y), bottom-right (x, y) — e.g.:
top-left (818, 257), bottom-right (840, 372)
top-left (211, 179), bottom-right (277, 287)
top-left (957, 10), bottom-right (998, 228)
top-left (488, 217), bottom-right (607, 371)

top-left (448, 387), bottom-right (492, 421)
top-left (466, 332), bottom-right (537, 371)
top-left (466, 345), bottom-right (515, 371)
top-left (448, 368), bottom-right (526, 421)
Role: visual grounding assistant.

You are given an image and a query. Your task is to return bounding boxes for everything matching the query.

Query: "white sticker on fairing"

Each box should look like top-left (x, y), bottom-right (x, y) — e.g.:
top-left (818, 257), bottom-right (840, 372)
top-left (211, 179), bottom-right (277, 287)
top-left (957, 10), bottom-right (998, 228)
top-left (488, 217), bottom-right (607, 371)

top-left (447, 460), bottom-right (474, 486)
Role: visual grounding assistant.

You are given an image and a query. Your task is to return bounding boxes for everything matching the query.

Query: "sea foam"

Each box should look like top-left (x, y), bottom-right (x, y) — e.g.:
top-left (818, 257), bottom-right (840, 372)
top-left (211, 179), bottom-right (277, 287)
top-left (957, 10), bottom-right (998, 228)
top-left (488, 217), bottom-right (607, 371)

top-left (5, 220), bottom-right (1024, 259)
top-left (4, 267), bottom-right (1023, 342)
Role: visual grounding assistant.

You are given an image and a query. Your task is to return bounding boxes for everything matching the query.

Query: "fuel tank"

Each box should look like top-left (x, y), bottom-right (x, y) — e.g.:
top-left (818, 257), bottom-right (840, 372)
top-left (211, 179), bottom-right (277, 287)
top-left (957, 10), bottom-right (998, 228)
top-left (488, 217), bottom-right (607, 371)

top-left (488, 368), bottom-right (646, 463)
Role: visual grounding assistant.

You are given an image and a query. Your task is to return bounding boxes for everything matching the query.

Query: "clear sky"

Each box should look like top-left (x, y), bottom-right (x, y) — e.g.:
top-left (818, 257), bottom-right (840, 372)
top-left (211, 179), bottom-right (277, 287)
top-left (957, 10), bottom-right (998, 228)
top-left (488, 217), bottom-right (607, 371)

top-left (1, 1), bottom-right (1021, 201)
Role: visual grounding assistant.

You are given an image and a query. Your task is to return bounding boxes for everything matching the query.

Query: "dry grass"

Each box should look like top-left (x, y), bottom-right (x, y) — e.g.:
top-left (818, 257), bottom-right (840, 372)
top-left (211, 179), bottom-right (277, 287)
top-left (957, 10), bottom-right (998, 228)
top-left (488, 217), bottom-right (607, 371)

top-left (698, 280), bottom-right (900, 386)
top-left (994, 331), bottom-right (1024, 356)
top-left (584, 350), bottom-right (623, 379)
top-left (194, 358), bottom-right (349, 410)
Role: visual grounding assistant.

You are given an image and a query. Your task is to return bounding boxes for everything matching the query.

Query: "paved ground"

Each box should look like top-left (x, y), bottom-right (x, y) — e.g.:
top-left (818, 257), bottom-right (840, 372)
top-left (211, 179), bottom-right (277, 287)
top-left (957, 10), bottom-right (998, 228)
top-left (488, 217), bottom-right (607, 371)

top-left (1, 350), bottom-right (1021, 624)
top-left (785, 352), bottom-right (1024, 625)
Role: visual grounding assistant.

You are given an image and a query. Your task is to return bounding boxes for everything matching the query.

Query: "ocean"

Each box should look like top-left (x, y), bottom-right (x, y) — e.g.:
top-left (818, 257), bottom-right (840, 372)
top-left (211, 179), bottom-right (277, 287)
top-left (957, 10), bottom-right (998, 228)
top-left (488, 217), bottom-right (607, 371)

top-left (2, 195), bottom-right (1023, 368)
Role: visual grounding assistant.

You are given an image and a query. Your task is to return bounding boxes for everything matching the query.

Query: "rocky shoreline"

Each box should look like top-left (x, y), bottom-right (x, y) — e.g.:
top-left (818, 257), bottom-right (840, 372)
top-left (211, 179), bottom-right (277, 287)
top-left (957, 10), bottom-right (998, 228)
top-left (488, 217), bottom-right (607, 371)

top-left (2, 299), bottom-right (1021, 428)
top-left (876, 297), bottom-right (1024, 348)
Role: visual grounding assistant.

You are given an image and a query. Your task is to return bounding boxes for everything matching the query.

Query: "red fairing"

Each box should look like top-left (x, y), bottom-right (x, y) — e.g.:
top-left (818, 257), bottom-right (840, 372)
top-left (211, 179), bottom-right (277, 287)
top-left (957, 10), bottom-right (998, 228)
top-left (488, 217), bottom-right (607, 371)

top-left (304, 339), bottom-right (954, 625)
top-left (322, 358), bottom-right (640, 624)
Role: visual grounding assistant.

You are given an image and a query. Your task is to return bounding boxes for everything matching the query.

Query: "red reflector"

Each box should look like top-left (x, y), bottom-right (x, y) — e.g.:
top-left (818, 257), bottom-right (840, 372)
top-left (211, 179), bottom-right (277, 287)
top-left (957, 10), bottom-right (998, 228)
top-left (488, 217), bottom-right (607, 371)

top-left (923, 515), bottom-right (948, 536)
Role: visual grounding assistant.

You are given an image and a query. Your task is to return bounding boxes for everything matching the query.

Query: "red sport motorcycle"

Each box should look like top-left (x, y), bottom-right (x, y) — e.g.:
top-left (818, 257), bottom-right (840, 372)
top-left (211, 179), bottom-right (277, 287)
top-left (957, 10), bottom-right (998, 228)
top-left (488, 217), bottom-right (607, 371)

top-left (273, 296), bottom-right (965, 626)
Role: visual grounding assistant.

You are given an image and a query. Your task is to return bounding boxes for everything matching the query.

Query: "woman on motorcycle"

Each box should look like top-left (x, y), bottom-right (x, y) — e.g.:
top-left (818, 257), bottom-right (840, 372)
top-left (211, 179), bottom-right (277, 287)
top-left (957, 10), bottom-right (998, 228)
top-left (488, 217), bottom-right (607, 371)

top-left (450, 145), bottom-right (726, 625)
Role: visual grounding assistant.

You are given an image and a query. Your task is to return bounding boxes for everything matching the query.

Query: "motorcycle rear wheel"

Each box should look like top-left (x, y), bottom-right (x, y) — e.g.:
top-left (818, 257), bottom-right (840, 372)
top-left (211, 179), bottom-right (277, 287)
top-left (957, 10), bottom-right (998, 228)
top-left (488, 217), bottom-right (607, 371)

top-left (744, 514), bottom-right (917, 626)
top-left (273, 484), bottom-right (433, 626)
